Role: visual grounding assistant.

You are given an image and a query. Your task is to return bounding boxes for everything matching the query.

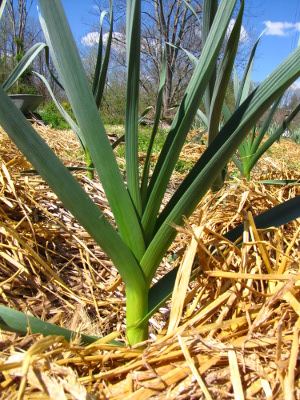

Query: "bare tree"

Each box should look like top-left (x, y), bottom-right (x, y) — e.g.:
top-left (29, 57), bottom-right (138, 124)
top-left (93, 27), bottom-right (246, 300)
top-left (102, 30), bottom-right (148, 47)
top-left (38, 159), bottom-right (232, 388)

top-left (6, 0), bottom-right (33, 61)
top-left (0, 0), bottom-right (44, 91)
top-left (141, 0), bottom-right (203, 115)
top-left (82, 1), bottom-right (258, 118)
top-left (84, 0), bottom-right (203, 117)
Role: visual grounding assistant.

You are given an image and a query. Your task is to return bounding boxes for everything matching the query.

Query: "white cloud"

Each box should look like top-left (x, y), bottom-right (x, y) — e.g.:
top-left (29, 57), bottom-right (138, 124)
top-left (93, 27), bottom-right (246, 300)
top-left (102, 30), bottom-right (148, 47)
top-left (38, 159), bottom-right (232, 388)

top-left (81, 32), bottom-right (100, 47)
top-left (226, 19), bottom-right (250, 43)
top-left (263, 21), bottom-right (300, 36)
top-left (103, 31), bottom-right (126, 52)
top-left (81, 31), bottom-right (126, 52)
top-left (291, 80), bottom-right (300, 90)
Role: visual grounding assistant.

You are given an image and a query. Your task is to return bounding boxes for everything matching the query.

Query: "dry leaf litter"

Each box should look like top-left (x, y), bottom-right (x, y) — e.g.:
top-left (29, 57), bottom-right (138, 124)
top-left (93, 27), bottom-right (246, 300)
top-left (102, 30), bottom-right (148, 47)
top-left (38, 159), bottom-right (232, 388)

top-left (0, 125), bottom-right (299, 399)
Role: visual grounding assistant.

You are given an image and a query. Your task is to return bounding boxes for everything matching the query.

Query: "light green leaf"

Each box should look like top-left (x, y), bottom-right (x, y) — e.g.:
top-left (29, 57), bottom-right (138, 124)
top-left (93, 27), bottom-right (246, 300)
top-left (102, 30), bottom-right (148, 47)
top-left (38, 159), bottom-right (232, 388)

top-left (232, 154), bottom-right (244, 175)
top-left (148, 196), bottom-right (300, 312)
top-left (93, 0), bottom-right (113, 108)
top-left (260, 180), bottom-right (300, 185)
top-left (233, 67), bottom-right (240, 102)
top-left (0, 0), bottom-right (7, 20)
top-left (208, 0), bottom-right (244, 144)
top-left (2, 43), bottom-right (48, 92)
top-left (250, 96), bottom-right (282, 154)
top-left (142, 0), bottom-right (238, 244)
top-left (202, 0), bottom-right (218, 116)
top-left (38, 0), bottom-right (145, 260)
top-left (234, 31), bottom-right (264, 109)
top-left (142, 44), bottom-right (300, 281)
top-left (0, 306), bottom-right (100, 345)
top-left (34, 71), bottom-right (84, 149)
top-left (196, 109), bottom-right (208, 127)
top-left (125, 0), bottom-right (142, 216)
top-left (141, 47), bottom-right (166, 206)
top-left (246, 102), bottom-right (300, 175)
top-left (0, 88), bottom-right (145, 291)
top-left (222, 101), bottom-right (232, 122)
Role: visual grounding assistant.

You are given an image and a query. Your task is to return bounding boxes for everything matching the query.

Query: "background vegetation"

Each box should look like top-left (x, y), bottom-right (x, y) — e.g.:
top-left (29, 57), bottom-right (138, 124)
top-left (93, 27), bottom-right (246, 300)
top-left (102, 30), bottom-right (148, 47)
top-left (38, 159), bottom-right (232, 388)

top-left (1, 0), bottom-right (299, 133)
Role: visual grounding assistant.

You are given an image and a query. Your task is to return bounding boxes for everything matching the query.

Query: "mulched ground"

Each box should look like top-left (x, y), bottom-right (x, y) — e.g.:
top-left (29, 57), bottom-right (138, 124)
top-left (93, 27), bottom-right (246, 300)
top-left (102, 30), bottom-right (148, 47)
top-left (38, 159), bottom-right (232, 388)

top-left (0, 124), bottom-right (299, 399)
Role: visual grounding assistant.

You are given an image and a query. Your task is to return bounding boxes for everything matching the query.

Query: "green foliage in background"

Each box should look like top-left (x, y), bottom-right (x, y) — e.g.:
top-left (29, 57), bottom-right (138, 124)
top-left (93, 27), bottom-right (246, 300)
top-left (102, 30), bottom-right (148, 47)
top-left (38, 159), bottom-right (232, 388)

top-left (293, 129), bottom-right (300, 144)
top-left (229, 37), bottom-right (300, 181)
top-left (195, 25), bottom-right (300, 182)
top-left (39, 101), bottom-right (75, 129)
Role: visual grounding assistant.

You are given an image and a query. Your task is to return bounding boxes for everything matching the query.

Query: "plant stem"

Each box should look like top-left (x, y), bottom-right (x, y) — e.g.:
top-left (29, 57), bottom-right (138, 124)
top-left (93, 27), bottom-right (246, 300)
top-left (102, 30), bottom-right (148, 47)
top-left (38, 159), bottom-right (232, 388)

top-left (85, 145), bottom-right (94, 179)
top-left (126, 286), bottom-right (149, 346)
top-left (211, 173), bottom-right (225, 192)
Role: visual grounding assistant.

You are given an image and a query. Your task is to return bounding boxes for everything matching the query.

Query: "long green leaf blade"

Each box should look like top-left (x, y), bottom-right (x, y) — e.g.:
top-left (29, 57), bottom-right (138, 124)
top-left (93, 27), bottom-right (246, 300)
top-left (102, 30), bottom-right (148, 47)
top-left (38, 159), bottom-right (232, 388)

top-left (196, 109), bottom-right (208, 127)
top-left (148, 196), bottom-right (300, 312)
top-left (183, 0), bottom-right (201, 24)
top-left (248, 124), bottom-right (257, 149)
top-left (0, 306), bottom-right (99, 345)
top-left (0, 0), bottom-right (7, 20)
top-left (38, 0), bottom-right (145, 260)
top-left (93, 0), bottom-right (113, 108)
top-left (259, 180), bottom-right (300, 185)
top-left (141, 47), bottom-right (166, 206)
top-left (33, 71), bottom-right (84, 149)
top-left (2, 43), bottom-right (48, 92)
top-left (202, 0), bottom-right (218, 116)
top-left (0, 88), bottom-right (145, 291)
top-left (141, 44), bottom-right (300, 281)
top-left (208, 1), bottom-right (244, 144)
top-left (235, 32), bottom-right (264, 109)
top-left (250, 96), bottom-right (282, 154)
top-left (247, 102), bottom-right (300, 174)
top-left (37, 8), bottom-right (64, 88)
top-left (232, 153), bottom-right (244, 175)
top-left (224, 196), bottom-right (300, 243)
top-left (142, 0), bottom-right (237, 244)
top-left (92, 10), bottom-right (107, 99)
top-left (222, 102), bottom-right (232, 122)
top-left (125, 0), bottom-right (142, 216)
top-left (233, 66), bottom-right (240, 102)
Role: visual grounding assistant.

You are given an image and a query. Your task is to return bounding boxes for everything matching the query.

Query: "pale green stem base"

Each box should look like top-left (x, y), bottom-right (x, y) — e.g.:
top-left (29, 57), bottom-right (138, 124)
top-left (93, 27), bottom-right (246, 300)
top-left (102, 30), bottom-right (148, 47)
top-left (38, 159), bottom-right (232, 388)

top-left (244, 169), bottom-right (251, 181)
top-left (85, 146), bottom-right (94, 179)
top-left (211, 172), bottom-right (226, 192)
top-left (126, 286), bottom-right (149, 347)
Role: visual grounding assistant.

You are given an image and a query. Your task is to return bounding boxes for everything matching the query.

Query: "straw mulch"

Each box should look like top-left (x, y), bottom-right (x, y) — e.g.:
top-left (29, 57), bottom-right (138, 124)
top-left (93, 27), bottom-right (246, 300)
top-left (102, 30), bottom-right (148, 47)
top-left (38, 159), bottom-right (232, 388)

top-left (0, 125), bottom-right (299, 399)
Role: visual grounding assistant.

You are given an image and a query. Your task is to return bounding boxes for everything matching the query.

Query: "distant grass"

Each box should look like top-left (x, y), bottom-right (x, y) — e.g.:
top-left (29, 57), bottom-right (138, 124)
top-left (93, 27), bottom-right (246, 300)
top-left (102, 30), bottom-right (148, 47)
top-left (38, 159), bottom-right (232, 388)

top-left (107, 124), bottom-right (193, 175)
top-left (106, 124), bottom-right (168, 158)
top-left (174, 159), bottom-right (194, 174)
top-left (37, 106), bottom-right (194, 175)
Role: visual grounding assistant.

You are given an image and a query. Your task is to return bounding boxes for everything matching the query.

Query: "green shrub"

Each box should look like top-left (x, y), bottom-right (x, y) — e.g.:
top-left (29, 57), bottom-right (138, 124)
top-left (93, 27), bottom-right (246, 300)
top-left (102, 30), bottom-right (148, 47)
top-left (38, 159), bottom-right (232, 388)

top-left (174, 159), bottom-right (194, 174)
top-left (293, 129), bottom-right (300, 143)
top-left (39, 101), bottom-right (75, 129)
top-left (8, 81), bottom-right (38, 95)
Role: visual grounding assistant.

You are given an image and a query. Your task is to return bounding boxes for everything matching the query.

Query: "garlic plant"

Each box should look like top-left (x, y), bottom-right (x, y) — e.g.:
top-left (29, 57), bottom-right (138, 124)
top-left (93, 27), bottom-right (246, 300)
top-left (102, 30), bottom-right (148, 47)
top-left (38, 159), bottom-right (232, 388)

top-left (0, 0), bottom-right (300, 346)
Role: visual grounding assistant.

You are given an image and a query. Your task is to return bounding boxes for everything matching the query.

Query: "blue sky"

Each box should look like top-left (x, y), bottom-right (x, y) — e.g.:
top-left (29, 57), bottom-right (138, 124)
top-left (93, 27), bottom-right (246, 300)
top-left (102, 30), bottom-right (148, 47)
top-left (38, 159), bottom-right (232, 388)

top-left (31, 1), bottom-right (300, 88)
top-left (248, 0), bottom-right (300, 87)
